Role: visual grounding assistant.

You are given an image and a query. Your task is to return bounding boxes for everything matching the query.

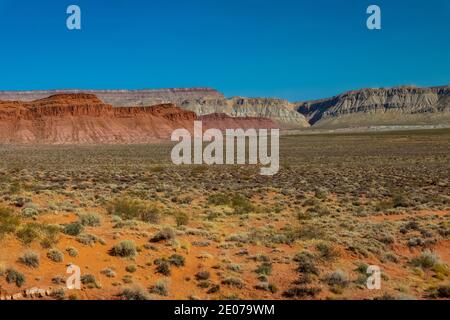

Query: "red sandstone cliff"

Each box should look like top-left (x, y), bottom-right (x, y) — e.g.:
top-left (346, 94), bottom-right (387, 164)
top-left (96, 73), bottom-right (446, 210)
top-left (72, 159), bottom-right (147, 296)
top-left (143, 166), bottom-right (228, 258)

top-left (0, 94), bottom-right (277, 144)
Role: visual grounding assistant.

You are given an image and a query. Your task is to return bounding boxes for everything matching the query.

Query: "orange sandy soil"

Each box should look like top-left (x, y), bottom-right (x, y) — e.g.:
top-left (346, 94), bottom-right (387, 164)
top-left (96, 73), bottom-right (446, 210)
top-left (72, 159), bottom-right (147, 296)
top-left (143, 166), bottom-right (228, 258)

top-left (0, 191), bottom-right (449, 300)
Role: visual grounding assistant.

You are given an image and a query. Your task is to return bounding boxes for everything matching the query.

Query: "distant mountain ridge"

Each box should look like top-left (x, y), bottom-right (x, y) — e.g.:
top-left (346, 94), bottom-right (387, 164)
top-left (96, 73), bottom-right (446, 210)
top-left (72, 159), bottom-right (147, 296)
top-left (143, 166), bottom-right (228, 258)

top-left (295, 85), bottom-right (450, 128)
top-left (1, 85), bottom-right (449, 129)
top-left (0, 88), bottom-right (309, 129)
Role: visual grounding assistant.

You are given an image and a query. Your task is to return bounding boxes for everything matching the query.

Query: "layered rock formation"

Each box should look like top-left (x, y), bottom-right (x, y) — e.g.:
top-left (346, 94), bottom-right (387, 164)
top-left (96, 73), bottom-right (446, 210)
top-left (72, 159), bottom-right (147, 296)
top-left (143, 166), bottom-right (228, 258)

top-left (182, 97), bottom-right (309, 129)
top-left (1, 85), bottom-right (449, 131)
top-left (0, 94), bottom-right (196, 144)
top-left (0, 89), bottom-right (309, 129)
top-left (0, 94), bottom-right (277, 144)
top-left (296, 86), bottom-right (450, 128)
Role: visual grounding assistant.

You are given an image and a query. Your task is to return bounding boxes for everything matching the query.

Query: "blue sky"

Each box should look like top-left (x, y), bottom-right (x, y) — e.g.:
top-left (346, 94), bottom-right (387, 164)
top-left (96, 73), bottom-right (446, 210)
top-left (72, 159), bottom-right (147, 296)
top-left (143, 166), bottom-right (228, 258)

top-left (0, 0), bottom-right (449, 101)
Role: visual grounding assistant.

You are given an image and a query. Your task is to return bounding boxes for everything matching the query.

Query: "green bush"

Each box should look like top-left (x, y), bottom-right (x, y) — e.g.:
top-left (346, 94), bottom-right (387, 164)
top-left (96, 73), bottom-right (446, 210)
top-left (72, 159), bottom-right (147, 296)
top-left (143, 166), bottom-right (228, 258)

top-left (110, 240), bottom-right (137, 257)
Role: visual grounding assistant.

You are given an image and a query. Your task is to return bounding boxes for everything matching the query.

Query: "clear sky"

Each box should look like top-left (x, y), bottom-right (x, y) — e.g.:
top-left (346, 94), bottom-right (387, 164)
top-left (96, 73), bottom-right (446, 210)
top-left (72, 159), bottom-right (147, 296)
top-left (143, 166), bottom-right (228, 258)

top-left (0, 0), bottom-right (449, 101)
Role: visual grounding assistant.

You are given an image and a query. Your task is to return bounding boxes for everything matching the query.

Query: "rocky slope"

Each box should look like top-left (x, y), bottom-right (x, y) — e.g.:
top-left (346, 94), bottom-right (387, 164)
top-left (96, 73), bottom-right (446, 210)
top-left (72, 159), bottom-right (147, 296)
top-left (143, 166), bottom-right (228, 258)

top-left (296, 86), bottom-right (450, 128)
top-left (0, 94), bottom-right (277, 144)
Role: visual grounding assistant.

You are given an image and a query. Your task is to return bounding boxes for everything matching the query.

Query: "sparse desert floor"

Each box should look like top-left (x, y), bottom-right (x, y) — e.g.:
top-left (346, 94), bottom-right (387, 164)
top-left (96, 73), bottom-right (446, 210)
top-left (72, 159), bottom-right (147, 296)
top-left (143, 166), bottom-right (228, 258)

top-left (0, 129), bottom-right (449, 300)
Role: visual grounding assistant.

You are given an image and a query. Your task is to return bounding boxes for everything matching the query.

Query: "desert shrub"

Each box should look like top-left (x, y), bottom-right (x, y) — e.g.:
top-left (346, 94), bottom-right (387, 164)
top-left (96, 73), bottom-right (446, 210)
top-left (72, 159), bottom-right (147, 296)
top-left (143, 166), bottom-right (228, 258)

top-left (195, 271), bottom-right (211, 281)
top-left (231, 194), bottom-right (254, 215)
top-left (221, 277), bottom-right (244, 289)
top-left (118, 286), bottom-right (150, 300)
top-left (39, 224), bottom-right (61, 248)
top-left (283, 286), bottom-right (321, 298)
top-left (255, 262), bottom-right (272, 276)
top-left (306, 205), bottom-right (330, 217)
top-left (101, 268), bottom-right (117, 278)
top-left (294, 252), bottom-right (320, 275)
top-left (122, 274), bottom-right (133, 284)
top-left (325, 269), bottom-right (349, 288)
top-left (19, 251), bottom-right (40, 268)
top-left (297, 225), bottom-right (326, 240)
top-left (20, 203), bottom-right (40, 218)
top-left (207, 284), bottom-right (220, 294)
top-left (314, 188), bottom-right (328, 200)
top-left (175, 212), bottom-right (189, 227)
top-left (197, 280), bottom-right (211, 288)
top-left (168, 254), bottom-right (185, 267)
top-left (255, 282), bottom-right (278, 293)
top-left (392, 193), bottom-right (412, 208)
top-left (51, 288), bottom-right (66, 300)
top-left (125, 265), bottom-right (137, 273)
top-left (81, 274), bottom-right (101, 288)
top-left (76, 233), bottom-right (104, 246)
top-left (66, 247), bottom-right (78, 257)
top-left (47, 249), bottom-right (64, 262)
top-left (411, 251), bottom-right (440, 269)
top-left (149, 280), bottom-right (169, 296)
top-left (208, 193), bottom-right (253, 214)
top-left (208, 193), bottom-right (230, 206)
top-left (155, 260), bottom-right (171, 276)
top-left (150, 227), bottom-right (175, 242)
top-left (110, 240), bottom-right (137, 257)
top-left (139, 205), bottom-right (161, 224)
top-left (0, 205), bottom-right (20, 238)
top-left (433, 285), bottom-right (450, 298)
top-left (6, 268), bottom-right (26, 287)
top-left (107, 197), bottom-right (160, 223)
top-left (316, 243), bottom-right (340, 261)
top-left (227, 263), bottom-right (242, 272)
top-left (79, 213), bottom-right (101, 227)
top-left (52, 275), bottom-right (66, 284)
top-left (16, 223), bottom-right (41, 245)
top-left (8, 181), bottom-right (21, 194)
top-left (63, 222), bottom-right (84, 236)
